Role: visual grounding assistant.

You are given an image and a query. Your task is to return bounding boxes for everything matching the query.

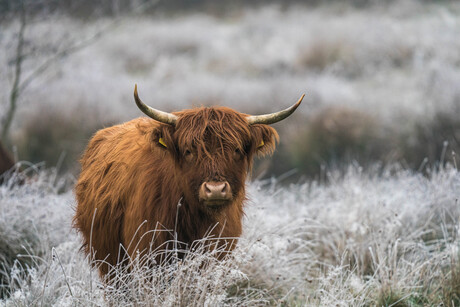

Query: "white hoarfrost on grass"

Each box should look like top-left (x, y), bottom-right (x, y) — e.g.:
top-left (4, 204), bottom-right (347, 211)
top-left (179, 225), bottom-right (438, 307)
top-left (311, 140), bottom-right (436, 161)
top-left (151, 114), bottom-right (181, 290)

top-left (0, 164), bottom-right (459, 306)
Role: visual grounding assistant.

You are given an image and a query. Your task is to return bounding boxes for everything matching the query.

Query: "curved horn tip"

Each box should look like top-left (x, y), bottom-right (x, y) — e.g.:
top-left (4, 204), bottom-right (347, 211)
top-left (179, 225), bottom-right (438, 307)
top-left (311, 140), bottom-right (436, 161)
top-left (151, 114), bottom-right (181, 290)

top-left (247, 92), bottom-right (305, 125)
top-left (290, 93), bottom-right (305, 111)
top-left (297, 93), bottom-right (305, 105)
top-left (293, 93), bottom-right (305, 108)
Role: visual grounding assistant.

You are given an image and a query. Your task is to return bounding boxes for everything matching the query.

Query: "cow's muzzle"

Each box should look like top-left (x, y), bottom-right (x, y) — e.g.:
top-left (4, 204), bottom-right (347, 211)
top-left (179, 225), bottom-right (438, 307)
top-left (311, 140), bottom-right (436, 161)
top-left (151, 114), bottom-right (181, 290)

top-left (199, 181), bottom-right (232, 207)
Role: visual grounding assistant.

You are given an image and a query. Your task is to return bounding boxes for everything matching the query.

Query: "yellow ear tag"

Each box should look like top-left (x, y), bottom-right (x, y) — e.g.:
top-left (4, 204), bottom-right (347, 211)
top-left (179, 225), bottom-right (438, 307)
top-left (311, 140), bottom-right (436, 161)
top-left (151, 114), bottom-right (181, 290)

top-left (258, 140), bottom-right (264, 148)
top-left (159, 137), bottom-right (167, 148)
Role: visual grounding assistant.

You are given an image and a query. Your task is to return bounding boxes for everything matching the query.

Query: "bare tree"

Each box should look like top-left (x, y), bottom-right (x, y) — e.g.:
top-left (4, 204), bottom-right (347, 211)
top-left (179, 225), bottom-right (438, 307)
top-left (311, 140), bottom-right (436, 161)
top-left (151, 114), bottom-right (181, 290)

top-left (1, 0), bottom-right (158, 145)
top-left (1, 1), bottom-right (27, 144)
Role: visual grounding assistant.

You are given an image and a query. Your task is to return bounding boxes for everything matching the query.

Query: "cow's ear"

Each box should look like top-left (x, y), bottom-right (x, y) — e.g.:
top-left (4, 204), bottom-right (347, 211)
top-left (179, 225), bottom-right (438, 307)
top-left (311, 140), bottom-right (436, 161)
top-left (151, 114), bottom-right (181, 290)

top-left (151, 124), bottom-right (176, 153)
top-left (250, 125), bottom-right (279, 157)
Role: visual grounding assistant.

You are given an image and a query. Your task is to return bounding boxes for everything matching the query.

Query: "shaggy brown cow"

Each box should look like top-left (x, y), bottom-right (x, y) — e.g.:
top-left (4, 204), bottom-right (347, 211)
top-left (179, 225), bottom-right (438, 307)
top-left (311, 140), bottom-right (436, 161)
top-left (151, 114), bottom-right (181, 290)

top-left (74, 85), bottom-right (303, 279)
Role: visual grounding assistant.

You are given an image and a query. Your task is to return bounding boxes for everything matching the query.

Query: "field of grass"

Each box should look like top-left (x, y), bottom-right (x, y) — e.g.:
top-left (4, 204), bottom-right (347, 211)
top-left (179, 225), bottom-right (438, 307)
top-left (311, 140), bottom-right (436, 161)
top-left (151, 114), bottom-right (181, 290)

top-left (1, 1), bottom-right (460, 305)
top-left (0, 162), bottom-right (459, 306)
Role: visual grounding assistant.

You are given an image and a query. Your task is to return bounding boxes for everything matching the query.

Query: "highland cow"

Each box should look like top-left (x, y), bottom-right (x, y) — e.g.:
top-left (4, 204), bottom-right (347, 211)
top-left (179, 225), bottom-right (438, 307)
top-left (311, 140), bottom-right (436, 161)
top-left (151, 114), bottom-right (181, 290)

top-left (74, 85), bottom-right (303, 279)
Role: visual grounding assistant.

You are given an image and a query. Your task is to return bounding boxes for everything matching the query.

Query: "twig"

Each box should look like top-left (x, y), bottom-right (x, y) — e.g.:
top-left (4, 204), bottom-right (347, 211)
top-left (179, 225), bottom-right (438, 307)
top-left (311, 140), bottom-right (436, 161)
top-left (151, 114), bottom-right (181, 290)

top-left (40, 261), bottom-right (51, 307)
top-left (174, 198), bottom-right (183, 262)
top-left (52, 247), bottom-right (74, 297)
top-left (89, 207), bottom-right (98, 301)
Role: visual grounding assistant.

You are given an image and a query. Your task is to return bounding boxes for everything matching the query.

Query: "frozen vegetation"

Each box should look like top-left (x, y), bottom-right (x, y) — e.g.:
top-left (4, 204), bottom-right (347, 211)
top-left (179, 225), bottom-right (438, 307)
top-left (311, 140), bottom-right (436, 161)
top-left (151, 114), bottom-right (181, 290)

top-left (0, 163), bottom-right (459, 306)
top-left (1, 1), bottom-right (460, 305)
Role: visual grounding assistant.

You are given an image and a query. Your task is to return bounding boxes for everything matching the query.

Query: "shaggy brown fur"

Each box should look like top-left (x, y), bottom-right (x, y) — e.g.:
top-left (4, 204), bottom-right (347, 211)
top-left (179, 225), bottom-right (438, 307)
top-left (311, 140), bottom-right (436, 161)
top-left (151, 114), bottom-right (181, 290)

top-left (74, 107), bottom-right (278, 279)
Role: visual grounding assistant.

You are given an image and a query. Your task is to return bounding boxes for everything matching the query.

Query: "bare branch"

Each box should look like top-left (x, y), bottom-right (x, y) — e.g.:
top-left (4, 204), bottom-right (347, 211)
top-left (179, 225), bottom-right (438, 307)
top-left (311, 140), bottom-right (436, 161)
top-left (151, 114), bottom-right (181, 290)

top-left (1, 0), bottom-right (160, 143)
top-left (1, 1), bottom-right (27, 143)
top-left (18, 0), bottom-right (160, 98)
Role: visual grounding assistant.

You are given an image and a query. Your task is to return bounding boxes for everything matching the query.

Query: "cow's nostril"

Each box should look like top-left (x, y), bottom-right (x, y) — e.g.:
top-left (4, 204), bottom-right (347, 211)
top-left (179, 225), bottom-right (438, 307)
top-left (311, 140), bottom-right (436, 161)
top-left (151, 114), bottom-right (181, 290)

top-left (200, 181), bottom-right (232, 202)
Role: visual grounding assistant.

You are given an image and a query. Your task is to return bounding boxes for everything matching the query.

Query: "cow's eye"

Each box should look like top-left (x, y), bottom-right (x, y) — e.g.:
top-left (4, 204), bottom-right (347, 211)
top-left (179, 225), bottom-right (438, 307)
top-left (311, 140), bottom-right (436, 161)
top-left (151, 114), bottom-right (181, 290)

top-left (184, 149), bottom-right (194, 162)
top-left (233, 148), bottom-right (243, 160)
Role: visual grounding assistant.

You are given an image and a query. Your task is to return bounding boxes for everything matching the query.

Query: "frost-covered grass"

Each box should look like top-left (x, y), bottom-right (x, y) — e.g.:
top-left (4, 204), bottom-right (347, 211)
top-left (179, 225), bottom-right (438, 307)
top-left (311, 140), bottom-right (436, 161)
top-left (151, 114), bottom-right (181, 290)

top-left (1, 2), bottom-right (460, 304)
top-left (0, 163), bottom-right (459, 306)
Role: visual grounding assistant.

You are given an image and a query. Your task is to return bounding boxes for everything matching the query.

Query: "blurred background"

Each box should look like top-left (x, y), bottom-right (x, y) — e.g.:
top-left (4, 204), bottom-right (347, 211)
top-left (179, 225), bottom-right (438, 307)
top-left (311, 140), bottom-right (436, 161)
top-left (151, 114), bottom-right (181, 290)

top-left (1, 0), bottom-right (459, 182)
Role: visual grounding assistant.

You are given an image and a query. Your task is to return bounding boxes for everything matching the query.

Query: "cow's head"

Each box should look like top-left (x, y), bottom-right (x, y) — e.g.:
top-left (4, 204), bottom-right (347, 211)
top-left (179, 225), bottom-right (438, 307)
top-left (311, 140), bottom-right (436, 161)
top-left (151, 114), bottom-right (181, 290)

top-left (134, 85), bottom-right (304, 211)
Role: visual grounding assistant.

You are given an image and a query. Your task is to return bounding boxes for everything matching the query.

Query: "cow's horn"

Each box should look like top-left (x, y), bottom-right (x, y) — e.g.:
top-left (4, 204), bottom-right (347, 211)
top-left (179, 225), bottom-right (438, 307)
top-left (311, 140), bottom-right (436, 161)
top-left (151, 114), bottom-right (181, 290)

top-left (247, 94), bottom-right (305, 125)
top-left (134, 84), bottom-right (178, 126)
